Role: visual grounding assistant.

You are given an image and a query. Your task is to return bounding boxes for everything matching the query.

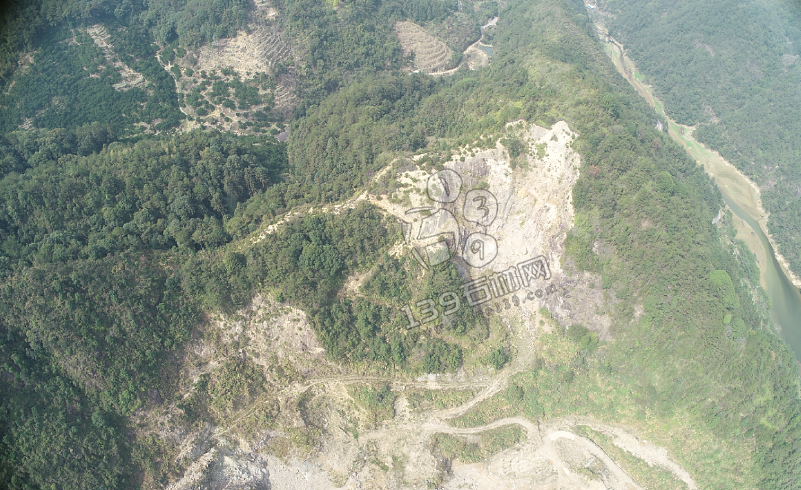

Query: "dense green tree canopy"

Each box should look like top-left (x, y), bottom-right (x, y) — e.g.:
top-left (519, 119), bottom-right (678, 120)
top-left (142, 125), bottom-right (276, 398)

top-left (605, 0), bottom-right (801, 277)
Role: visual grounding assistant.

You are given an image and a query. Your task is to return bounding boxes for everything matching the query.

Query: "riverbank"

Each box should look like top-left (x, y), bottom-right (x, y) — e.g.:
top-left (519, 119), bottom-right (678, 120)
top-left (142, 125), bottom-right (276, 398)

top-left (602, 34), bottom-right (801, 292)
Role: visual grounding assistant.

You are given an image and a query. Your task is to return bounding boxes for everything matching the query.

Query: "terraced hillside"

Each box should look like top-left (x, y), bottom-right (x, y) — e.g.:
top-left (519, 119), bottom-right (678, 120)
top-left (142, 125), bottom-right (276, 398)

top-left (161, 0), bottom-right (296, 134)
top-left (81, 21), bottom-right (294, 135)
top-left (195, 25), bottom-right (293, 78)
top-left (394, 21), bottom-right (455, 73)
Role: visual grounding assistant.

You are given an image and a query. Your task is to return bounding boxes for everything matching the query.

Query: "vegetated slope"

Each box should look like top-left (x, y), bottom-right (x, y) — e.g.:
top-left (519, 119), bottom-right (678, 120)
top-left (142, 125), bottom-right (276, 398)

top-left (290, 0), bottom-right (801, 486)
top-left (167, 0), bottom-right (298, 135)
top-left (0, 23), bottom-right (183, 135)
top-left (599, 0), bottom-right (801, 277)
top-left (0, 0), bottom-right (253, 132)
top-left (0, 0), bottom-right (799, 488)
top-left (0, 131), bottom-right (292, 488)
top-left (281, 0), bottom-right (465, 112)
top-left (401, 1), bottom-right (798, 487)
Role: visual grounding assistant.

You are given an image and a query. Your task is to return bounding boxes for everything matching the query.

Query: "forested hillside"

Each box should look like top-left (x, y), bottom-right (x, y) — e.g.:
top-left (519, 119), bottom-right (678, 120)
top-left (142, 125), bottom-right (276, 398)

top-left (0, 0), bottom-right (799, 488)
top-left (601, 0), bottom-right (801, 277)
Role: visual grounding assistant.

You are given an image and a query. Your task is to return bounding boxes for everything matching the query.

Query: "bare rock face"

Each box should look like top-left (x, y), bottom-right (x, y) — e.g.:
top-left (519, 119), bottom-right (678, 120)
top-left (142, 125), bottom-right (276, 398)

top-left (209, 452), bottom-right (270, 490)
top-left (371, 120), bottom-right (611, 338)
top-left (167, 449), bottom-right (270, 490)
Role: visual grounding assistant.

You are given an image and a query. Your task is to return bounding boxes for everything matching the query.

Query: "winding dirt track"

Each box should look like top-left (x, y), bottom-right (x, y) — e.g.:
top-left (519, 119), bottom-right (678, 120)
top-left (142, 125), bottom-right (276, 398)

top-left (422, 412), bottom-right (644, 490)
top-left (212, 372), bottom-right (498, 438)
top-left (213, 360), bottom-right (695, 490)
top-left (208, 291), bottom-right (694, 489)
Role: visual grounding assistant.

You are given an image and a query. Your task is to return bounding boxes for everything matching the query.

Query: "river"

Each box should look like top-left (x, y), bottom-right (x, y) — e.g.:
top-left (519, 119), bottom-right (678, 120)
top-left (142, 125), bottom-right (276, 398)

top-left (599, 32), bottom-right (801, 357)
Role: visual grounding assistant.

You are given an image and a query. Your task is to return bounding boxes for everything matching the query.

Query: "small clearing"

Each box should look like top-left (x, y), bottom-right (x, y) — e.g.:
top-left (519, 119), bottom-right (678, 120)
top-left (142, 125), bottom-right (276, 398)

top-left (167, 0), bottom-right (297, 134)
top-left (85, 24), bottom-right (146, 91)
top-left (194, 0), bottom-right (291, 78)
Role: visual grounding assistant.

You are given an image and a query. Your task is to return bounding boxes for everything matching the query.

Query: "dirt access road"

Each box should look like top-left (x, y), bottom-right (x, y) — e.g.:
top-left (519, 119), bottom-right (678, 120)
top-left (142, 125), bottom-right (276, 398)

top-left (199, 298), bottom-right (694, 490)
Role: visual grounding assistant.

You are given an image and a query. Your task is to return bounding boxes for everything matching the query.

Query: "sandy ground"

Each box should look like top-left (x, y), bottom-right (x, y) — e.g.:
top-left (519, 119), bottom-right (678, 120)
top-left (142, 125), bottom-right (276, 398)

top-left (442, 416), bottom-right (697, 490)
top-left (167, 372), bottom-right (695, 489)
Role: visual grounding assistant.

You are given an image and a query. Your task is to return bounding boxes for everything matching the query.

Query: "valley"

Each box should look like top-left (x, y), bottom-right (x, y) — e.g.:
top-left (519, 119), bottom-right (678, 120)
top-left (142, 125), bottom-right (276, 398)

top-left (594, 20), bottom-right (801, 356)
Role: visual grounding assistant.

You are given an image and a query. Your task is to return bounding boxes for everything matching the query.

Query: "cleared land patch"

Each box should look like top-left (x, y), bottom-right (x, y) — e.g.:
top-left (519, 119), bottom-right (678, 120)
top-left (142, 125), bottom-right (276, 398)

top-left (163, 0), bottom-right (297, 135)
top-left (85, 24), bottom-right (147, 92)
top-left (144, 122), bottom-right (699, 490)
top-left (394, 21), bottom-right (455, 74)
top-left (196, 25), bottom-right (292, 78)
